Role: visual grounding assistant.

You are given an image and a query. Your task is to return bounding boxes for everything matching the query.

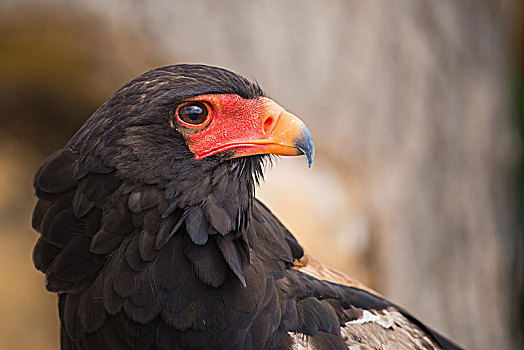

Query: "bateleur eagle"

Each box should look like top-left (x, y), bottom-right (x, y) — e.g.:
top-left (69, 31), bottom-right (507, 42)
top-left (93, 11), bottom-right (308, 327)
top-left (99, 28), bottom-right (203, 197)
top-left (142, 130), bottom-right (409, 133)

top-left (32, 64), bottom-right (462, 349)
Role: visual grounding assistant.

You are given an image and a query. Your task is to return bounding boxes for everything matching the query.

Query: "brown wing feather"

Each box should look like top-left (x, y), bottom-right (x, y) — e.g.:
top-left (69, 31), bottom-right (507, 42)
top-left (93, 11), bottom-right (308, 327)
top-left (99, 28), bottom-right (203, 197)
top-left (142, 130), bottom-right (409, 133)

top-left (292, 252), bottom-right (379, 296)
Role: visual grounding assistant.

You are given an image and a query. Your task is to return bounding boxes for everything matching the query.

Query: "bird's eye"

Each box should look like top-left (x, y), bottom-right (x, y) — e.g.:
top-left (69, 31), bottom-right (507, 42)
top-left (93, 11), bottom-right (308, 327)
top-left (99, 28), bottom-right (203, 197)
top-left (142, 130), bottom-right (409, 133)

top-left (176, 102), bottom-right (209, 126)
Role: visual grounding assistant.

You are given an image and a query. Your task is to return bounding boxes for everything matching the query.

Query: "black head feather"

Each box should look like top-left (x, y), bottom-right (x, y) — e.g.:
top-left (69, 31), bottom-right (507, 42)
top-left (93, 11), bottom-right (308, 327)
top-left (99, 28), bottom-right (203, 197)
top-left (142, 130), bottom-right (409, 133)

top-left (68, 64), bottom-right (266, 183)
top-left (67, 64), bottom-right (270, 243)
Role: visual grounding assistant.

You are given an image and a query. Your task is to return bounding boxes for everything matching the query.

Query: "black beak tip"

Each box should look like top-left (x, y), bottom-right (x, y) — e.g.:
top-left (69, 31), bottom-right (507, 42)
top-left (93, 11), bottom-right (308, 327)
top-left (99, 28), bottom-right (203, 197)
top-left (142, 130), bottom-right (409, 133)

top-left (295, 126), bottom-right (315, 168)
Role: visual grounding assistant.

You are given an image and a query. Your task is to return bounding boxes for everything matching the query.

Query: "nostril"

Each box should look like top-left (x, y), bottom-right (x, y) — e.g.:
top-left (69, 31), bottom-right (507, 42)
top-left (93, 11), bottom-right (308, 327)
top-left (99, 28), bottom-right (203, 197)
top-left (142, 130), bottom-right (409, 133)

top-left (263, 116), bottom-right (274, 134)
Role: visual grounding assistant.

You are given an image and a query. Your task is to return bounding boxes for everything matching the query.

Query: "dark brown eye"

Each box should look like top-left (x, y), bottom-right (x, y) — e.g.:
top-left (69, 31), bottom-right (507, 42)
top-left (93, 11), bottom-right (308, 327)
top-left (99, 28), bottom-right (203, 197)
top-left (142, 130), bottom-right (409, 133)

top-left (177, 102), bottom-right (209, 125)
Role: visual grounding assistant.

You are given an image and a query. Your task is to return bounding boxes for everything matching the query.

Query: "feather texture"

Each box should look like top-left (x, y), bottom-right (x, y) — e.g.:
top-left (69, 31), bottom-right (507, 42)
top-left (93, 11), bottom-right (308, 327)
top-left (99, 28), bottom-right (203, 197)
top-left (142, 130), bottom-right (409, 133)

top-left (31, 64), bottom-right (461, 350)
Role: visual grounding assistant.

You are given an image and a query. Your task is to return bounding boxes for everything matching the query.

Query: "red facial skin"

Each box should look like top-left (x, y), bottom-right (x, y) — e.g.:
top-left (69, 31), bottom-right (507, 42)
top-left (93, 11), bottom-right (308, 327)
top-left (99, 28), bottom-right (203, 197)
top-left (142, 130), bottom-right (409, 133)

top-left (173, 94), bottom-right (310, 162)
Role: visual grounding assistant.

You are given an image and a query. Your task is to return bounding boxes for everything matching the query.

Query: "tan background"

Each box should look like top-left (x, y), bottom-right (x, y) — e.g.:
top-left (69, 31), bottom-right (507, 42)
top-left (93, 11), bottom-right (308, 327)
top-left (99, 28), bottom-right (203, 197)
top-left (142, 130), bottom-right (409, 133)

top-left (0, 1), bottom-right (522, 349)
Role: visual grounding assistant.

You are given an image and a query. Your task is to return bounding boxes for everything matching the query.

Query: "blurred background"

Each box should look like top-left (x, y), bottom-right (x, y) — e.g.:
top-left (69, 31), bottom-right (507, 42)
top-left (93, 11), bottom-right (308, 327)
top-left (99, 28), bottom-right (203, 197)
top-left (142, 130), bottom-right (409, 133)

top-left (0, 0), bottom-right (522, 349)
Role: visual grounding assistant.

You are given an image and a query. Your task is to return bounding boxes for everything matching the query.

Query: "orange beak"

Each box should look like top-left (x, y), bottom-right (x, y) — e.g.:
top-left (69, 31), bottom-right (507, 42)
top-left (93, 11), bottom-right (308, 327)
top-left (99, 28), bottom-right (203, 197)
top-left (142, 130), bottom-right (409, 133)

top-left (184, 96), bottom-right (314, 167)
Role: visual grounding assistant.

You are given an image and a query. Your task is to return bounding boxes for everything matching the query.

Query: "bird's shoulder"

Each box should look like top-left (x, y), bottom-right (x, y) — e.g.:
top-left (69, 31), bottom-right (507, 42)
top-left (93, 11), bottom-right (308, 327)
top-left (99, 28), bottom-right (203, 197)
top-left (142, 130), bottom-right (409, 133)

top-left (252, 201), bottom-right (461, 350)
